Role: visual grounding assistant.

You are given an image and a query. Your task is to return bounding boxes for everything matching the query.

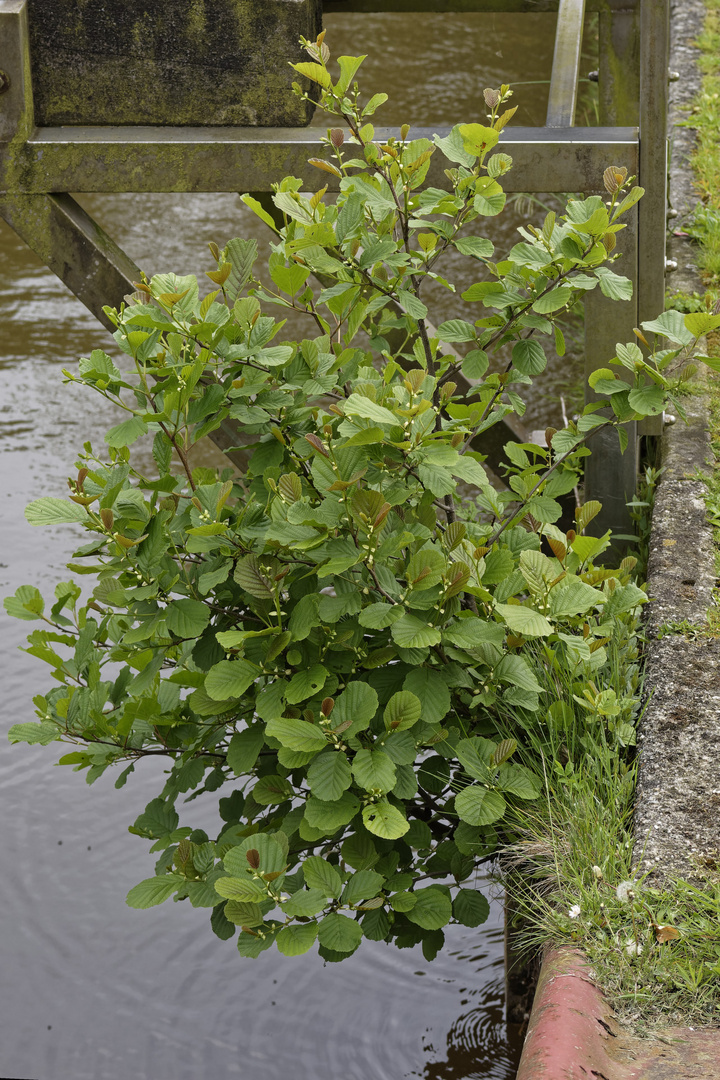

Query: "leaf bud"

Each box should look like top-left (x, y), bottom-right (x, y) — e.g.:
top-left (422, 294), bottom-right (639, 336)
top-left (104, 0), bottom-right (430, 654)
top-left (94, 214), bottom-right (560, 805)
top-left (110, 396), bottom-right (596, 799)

top-left (321, 697), bottom-right (335, 717)
top-left (246, 849), bottom-right (261, 870)
top-left (603, 165), bottom-right (628, 194)
top-left (451, 432), bottom-right (464, 448)
top-left (483, 88), bottom-right (501, 110)
top-left (545, 427), bottom-right (557, 447)
top-left (100, 508), bottom-right (114, 532)
top-left (328, 127), bottom-right (344, 148)
top-left (77, 467), bottom-right (89, 490)
top-left (400, 123), bottom-right (410, 141)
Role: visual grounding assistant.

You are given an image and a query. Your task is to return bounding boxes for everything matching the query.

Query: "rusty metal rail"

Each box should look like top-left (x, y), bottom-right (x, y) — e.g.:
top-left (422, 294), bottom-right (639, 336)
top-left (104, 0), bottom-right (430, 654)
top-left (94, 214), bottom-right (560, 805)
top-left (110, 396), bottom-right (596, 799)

top-left (0, 0), bottom-right (671, 539)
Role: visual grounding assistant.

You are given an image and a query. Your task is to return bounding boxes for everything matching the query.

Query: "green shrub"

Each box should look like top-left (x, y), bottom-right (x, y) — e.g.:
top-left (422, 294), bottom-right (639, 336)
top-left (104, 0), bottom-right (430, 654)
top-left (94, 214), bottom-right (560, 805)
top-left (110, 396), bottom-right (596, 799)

top-left (4, 35), bottom-right (712, 963)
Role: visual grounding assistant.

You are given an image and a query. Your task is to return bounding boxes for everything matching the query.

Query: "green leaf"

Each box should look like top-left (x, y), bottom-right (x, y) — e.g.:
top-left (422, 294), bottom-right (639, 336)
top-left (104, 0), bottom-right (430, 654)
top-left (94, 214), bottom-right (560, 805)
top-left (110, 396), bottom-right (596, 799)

top-left (214, 876), bottom-right (267, 902)
top-left (437, 319), bottom-right (477, 343)
top-left (126, 875), bottom-right (184, 909)
top-left (383, 690), bottom-right (422, 731)
top-left (336, 53), bottom-right (367, 94)
top-left (351, 748), bottom-right (397, 793)
top-left (494, 603), bottom-right (552, 637)
top-left (317, 913), bottom-right (363, 953)
top-left (512, 339), bottom-right (547, 376)
top-left (402, 668), bottom-right (451, 724)
top-left (7, 721), bottom-right (61, 745)
top-left (454, 236), bottom-right (494, 260)
top-left (303, 855), bottom-right (342, 898)
top-left (281, 888), bottom-right (328, 917)
top-left (205, 659), bottom-right (257, 700)
top-left (342, 869), bottom-right (385, 905)
top-left (131, 798), bottom-right (179, 838)
top-left (684, 312), bottom-right (720, 337)
top-left (240, 194), bottom-right (279, 232)
top-left (266, 717), bottom-right (327, 754)
top-left (594, 267), bottom-right (633, 301)
top-left (304, 791), bottom-right (361, 831)
top-left (458, 123), bottom-right (500, 157)
top-left (497, 763), bottom-right (542, 800)
top-left (253, 774), bottom-right (293, 805)
top-left (453, 889), bottom-right (490, 927)
top-left (285, 663), bottom-right (328, 704)
top-left (292, 61), bottom-right (332, 88)
top-left (224, 832), bottom-right (287, 876)
top-left (307, 751), bottom-right (353, 801)
top-left (223, 237), bottom-right (258, 301)
top-left (340, 833), bottom-right (379, 873)
top-left (391, 613), bottom-right (441, 649)
top-left (405, 886), bottom-right (453, 930)
top-left (532, 286), bottom-right (572, 314)
top-left (397, 290), bottom-right (428, 320)
top-left (362, 798), bottom-right (409, 839)
top-left (276, 922), bottom-right (319, 957)
top-left (344, 393), bottom-right (398, 426)
top-left (628, 385), bottom-right (665, 416)
top-left (233, 555), bottom-right (277, 599)
top-left (455, 786), bottom-right (507, 826)
top-left (358, 602), bottom-right (404, 629)
top-left (165, 598), bottom-right (211, 639)
top-left (226, 726), bottom-right (265, 776)
top-left (105, 416), bottom-right (148, 448)
top-left (331, 681), bottom-right (379, 737)
top-left (25, 498), bottom-right (88, 526)
top-left (236, 924), bottom-right (277, 956)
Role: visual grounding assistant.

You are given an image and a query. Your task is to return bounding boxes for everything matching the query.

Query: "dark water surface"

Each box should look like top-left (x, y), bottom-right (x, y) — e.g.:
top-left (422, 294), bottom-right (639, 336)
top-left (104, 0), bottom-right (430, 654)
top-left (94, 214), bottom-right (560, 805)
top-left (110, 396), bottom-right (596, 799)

top-left (0, 12), bottom-right (572, 1078)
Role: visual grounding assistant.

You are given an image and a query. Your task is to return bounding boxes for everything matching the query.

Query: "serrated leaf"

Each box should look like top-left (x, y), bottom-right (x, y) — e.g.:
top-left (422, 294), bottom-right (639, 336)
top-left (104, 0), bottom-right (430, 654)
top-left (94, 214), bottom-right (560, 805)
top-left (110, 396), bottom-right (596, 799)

top-left (343, 869), bottom-right (385, 905)
top-left (391, 613), bottom-right (441, 649)
top-left (224, 832), bottom-right (287, 877)
top-left (307, 751), bottom-right (352, 801)
top-left (494, 603), bottom-right (552, 637)
top-left (317, 913), bottom-right (363, 953)
top-left (344, 393), bottom-right (397, 426)
top-left (233, 555), bottom-right (277, 599)
top-left (304, 791), bottom-right (361, 831)
top-left (205, 659), bottom-right (257, 700)
top-left (405, 887), bottom-right (453, 930)
top-left (331, 681), bottom-right (378, 737)
top-left (362, 798), bottom-right (409, 839)
top-left (285, 663), bottom-right (328, 704)
top-left (165, 599), bottom-right (211, 639)
top-left (352, 748), bottom-right (397, 793)
top-left (383, 690), bottom-right (422, 731)
top-left (455, 786), bottom-right (506, 826)
top-left (265, 716), bottom-right (327, 753)
top-left (276, 922), bottom-right (319, 957)
top-left (402, 668), bottom-right (451, 724)
top-left (25, 498), bottom-right (88, 526)
top-left (126, 875), bottom-right (184, 909)
top-left (214, 876), bottom-right (267, 902)
top-left (253, 774), bottom-right (293, 805)
top-left (512, 339), bottom-right (547, 376)
top-left (303, 856), bottom-right (342, 898)
top-left (453, 889), bottom-right (490, 927)
top-left (281, 888), bottom-right (328, 917)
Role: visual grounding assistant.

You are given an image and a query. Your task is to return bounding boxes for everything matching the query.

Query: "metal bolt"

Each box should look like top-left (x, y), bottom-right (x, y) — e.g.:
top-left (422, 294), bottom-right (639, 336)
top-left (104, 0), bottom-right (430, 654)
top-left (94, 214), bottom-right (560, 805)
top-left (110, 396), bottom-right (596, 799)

top-left (665, 258), bottom-right (678, 272)
top-left (0, 71), bottom-right (10, 95)
top-left (667, 208), bottom-right (678, 219)
top-left (668, 70), bottom-right (680, 82)
top-left (587, 71), bottom-right (599, 83)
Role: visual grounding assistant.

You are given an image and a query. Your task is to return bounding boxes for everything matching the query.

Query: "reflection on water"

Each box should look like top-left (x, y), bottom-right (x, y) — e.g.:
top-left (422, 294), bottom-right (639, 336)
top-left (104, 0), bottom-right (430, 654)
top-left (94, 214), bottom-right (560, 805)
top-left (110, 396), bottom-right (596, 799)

top-left (0, 11), bottom-right (557, 1078)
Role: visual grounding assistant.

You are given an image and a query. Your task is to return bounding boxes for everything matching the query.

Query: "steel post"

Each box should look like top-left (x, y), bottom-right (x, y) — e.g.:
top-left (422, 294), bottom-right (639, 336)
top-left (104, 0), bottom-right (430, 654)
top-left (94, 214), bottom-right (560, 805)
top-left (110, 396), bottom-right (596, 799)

top-left (546, 0), bottom-right (587, 127)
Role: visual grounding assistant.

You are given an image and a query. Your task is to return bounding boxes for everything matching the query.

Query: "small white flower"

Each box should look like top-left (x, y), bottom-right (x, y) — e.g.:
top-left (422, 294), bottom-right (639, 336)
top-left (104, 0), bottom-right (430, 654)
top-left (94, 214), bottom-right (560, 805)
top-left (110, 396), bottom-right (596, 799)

top-left (624, 938), bottom-right (643, 957)
top-left (616, 880), bottom-right (635, 903)
top-left (568, 904), bottom-right (581, 919)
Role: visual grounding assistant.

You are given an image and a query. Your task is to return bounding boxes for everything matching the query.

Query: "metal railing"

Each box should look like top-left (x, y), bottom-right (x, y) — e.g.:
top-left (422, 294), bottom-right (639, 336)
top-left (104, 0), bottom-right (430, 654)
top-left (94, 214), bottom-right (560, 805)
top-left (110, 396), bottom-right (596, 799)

top-left (0, 0), bottom-right (671, 536)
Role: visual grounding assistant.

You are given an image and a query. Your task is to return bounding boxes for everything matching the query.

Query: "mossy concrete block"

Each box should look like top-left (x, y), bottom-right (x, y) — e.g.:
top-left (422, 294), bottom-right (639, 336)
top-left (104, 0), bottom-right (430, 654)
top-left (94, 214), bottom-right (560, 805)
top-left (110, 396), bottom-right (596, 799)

top-left (27, 0), bottom-right (322, 126)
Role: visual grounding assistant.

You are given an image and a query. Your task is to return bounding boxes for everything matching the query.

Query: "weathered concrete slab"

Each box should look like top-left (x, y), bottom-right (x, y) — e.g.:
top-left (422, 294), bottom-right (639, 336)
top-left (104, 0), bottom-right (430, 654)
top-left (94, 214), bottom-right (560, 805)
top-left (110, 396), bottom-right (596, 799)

top-left (26, 0), bottom-right (322, 126)
top-left (635, 634), bottom-right (720, 881)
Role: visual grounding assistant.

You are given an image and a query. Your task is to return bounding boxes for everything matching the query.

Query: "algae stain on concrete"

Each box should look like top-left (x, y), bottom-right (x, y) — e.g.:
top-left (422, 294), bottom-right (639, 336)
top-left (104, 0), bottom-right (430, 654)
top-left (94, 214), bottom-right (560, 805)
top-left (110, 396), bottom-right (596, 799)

top-left (25, 0), bottom-right (321, 126)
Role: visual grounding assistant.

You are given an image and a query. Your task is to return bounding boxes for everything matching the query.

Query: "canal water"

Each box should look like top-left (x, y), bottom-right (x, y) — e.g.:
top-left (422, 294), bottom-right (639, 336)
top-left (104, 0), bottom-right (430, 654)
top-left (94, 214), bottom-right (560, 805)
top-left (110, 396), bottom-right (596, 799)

top-left (0, 10), bottom-right (589, 1078)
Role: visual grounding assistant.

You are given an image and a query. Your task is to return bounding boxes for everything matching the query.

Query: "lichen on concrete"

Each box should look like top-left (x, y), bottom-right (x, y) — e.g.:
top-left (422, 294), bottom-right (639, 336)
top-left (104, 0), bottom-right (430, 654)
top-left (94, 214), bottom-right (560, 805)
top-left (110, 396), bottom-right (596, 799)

top-left (25, 0), bottom-right (322, 127)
